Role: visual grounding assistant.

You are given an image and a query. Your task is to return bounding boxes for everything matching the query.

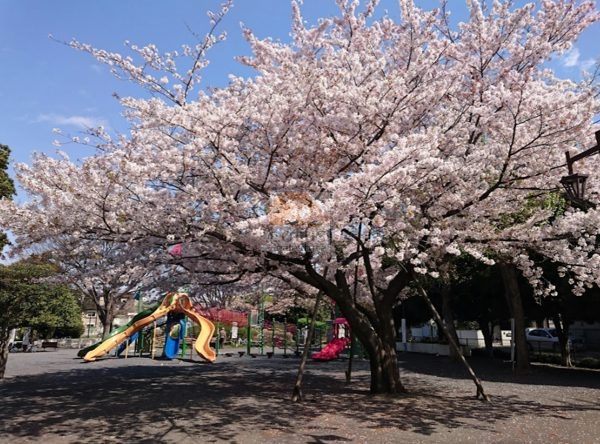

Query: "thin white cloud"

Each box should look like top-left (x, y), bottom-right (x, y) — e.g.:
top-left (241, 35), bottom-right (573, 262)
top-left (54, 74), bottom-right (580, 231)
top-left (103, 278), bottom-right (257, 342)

top-left (563, 47), bottom-right (580, 67)
top-left (580, 58), bottom-right (596, 73)
top-left (90, 64), bottom-right (104, 74)
top-left (35, 113), bottom-right (107, 129)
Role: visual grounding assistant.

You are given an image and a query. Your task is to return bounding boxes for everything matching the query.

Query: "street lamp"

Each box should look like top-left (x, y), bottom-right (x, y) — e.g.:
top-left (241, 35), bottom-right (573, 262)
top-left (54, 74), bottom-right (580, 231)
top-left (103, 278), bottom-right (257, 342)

top-left (560, 173), bottom-right (588, 202)
top-left (561, 130), bottom-right (600, 202)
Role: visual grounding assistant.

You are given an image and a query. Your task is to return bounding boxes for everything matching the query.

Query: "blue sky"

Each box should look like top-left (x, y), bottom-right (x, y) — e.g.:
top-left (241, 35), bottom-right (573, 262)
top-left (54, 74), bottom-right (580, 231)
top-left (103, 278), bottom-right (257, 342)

top-left (1, 0), bottom-right (598, 199)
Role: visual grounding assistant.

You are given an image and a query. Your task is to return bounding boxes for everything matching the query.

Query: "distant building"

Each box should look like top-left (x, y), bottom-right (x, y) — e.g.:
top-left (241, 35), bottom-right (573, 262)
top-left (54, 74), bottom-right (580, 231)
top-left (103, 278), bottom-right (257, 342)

top-left (81, 294), bottom-right (139, 338)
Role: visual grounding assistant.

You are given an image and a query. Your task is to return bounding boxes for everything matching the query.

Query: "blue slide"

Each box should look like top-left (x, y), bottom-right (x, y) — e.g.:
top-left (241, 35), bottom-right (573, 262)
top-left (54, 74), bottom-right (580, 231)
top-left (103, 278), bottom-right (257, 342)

top-left (163, 316), bottom-right (186, 359)
top-left (117, 331), bottom-right (140, 356)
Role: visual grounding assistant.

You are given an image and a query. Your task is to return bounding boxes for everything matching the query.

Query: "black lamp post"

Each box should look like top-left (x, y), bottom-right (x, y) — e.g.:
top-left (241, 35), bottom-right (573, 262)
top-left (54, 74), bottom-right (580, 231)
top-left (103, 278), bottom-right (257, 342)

top-left (561, 130), bottom-right (600, 202)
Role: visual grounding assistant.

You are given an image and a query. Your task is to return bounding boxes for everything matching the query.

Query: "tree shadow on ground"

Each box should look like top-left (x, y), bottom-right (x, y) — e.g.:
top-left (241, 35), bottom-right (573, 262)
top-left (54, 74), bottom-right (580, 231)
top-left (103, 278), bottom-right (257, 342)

top-left (398, 352), bottom-right (600, 389)
top-left (0, 355), bottom-right (598, 443)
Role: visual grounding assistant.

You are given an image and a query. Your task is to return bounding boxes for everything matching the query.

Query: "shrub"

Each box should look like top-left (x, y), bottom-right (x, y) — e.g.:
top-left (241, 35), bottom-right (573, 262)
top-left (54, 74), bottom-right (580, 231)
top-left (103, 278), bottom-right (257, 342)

top-left (532, 353), bottom-right (562, 365)
top-left (575, 357), bottom-right (600, 369)
top-left (55, 324), bottom-right (85, 338)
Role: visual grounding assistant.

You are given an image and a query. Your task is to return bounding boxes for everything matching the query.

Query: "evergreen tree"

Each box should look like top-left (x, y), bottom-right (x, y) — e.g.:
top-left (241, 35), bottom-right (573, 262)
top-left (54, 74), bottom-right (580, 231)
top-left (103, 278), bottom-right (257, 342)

top-left (0, 257), bottom-right (83, 378)
top-left (0, 144), bottom-right (16, 251)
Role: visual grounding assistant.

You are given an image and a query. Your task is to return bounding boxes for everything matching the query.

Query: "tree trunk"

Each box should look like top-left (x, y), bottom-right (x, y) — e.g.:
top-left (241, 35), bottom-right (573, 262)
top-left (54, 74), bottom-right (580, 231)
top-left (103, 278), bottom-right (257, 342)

top-left (99, 295), bottom-right (116, 338)
top-left (0, 327), bottom-right (10, 379)
top-left (552, 314), bottom-right (573, 367)
top-left (553, 279), bottom-right (573, 367)
top-left (291, 267), bottom-right (407, 395)
top-left (478, 319), bottom-right (495, 358)
top-left (345, 335), bottom-right (354, 384)
top-left (102, 318), bottom-right (113, 338)
top-left (441, 281), bottom-right (460, 360)
top-left (340, 300), bottom-right (405, 394)
top-left (498, 262), bottom-right (530, 372)
top-left (366, 336), bottom-right (404, 394)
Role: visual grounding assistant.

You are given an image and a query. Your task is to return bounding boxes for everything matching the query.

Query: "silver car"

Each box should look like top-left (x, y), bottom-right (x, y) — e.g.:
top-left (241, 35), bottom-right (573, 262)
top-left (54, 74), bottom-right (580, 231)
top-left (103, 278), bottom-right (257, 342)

top-left (525, 328), bottom-right (584, 351)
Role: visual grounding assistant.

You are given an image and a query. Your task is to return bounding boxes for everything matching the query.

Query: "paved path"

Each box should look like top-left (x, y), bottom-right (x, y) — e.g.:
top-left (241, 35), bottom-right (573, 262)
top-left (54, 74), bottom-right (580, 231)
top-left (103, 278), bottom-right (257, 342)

top-left (1, 349), bottom-right (599, 443)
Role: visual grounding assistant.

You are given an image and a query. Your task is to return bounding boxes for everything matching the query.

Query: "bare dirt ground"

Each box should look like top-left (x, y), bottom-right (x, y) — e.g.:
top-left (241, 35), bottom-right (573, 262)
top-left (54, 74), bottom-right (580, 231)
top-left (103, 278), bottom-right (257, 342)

top-left (1, 349), bottom-right (599, 443)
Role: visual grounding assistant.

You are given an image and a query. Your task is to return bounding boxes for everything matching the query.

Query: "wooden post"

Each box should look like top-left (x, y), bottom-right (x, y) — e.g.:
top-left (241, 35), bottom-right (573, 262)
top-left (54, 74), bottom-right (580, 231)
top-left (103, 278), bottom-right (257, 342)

top-left (291, 292), bottom-right (322, 402)
top-left (416, 283), bottom-right (490, 401)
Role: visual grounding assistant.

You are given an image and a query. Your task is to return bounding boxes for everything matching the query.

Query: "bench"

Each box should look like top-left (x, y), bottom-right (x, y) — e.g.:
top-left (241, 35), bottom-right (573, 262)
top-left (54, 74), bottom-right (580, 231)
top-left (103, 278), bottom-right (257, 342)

top-left (41, 341), bottom-right (58, 351)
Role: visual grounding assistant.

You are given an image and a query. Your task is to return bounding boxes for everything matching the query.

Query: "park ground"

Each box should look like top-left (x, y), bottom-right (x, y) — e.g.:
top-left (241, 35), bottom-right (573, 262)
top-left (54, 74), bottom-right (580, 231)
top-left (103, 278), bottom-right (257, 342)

top-left (1, 348), bottom-right (599, 443)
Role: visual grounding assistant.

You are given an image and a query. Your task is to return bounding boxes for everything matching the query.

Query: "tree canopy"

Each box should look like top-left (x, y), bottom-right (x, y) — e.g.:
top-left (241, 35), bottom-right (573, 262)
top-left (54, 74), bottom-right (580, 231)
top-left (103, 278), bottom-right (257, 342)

top-left (0, 258), bottom-right (83, 335)
top-left (0, 258), bottom-right (83, 377)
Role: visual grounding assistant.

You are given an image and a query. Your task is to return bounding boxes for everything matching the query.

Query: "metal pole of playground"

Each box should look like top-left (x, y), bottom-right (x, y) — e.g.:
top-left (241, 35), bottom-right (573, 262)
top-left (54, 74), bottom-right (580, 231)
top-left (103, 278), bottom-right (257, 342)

top-left (136, 290), bottom-right (144, 357)
top-left (271, 317), bottom-right (275, 355)
top-left (259, 298), bottom-right (264, 356)
top-left (139, 328), bottom-right (145, 358)
top-left (283, 317), bottom-right (287, 356)
top-left (216, 320), bottom-right (220, 355)
top-left (151, 321), bottom-right (157, 360)
top-left (318, 327), bottom-right (322, 350)
top-left (246, 311), bottom-right (251, 356)
top-left (180, 316), bottom-right (188, 358)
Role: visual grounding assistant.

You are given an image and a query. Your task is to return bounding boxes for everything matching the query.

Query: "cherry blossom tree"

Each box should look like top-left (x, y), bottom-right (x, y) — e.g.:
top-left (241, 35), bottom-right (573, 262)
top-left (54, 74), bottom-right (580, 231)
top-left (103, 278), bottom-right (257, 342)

top-left (1, 0), bottom-right (599, 395)
top-left (51, 238), bottom-right (157, 337)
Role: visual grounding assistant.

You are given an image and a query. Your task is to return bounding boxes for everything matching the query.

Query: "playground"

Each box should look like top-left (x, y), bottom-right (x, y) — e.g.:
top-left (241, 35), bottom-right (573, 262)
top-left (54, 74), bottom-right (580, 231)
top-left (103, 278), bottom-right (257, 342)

top-left (73, 292), bottom-right (354, 366)
top-left (2, 348), bottom-right (600, 443)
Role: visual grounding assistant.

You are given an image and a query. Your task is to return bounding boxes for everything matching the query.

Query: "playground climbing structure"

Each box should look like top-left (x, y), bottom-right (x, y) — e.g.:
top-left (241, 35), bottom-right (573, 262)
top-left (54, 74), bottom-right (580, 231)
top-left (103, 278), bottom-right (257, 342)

top-left (78, 292), bottom-right (216, 363)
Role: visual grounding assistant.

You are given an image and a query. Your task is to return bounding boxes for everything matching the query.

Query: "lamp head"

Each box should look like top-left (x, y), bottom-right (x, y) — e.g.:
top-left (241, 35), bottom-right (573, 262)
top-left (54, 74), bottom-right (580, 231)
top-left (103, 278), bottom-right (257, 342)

top-left (560, 173), bottom-right (588, 202)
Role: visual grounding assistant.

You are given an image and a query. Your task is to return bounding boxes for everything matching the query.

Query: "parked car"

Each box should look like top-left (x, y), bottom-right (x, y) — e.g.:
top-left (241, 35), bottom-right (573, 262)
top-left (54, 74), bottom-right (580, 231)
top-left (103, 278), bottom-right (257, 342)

top-left (525, 328), bottom-right (585, 351)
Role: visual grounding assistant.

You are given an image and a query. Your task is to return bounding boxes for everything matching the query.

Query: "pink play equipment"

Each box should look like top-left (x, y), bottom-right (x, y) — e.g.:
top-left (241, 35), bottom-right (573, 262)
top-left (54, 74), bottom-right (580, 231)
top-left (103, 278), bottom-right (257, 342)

top-left (311, 317), bottom-right (350, 361)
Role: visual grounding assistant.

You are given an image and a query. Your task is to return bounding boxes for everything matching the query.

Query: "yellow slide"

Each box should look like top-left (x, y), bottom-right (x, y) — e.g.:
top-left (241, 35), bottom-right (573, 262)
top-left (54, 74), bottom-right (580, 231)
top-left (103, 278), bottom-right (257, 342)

top-left (182, 308), bottom-right (217, 362)
top-left (83, 292), bottom-right (216, 363)
top-left (83, 305), bottom-right (172, 362)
